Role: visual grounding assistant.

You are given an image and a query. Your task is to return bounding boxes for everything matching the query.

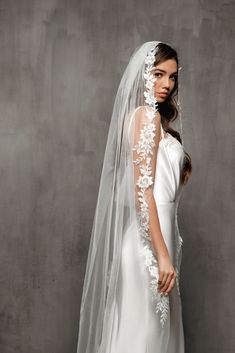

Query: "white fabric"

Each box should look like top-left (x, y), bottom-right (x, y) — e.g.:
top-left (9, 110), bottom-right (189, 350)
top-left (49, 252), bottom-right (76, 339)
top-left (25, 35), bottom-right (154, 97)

top-left (102, 107), bottom-right (185, 353)
top-left (76, 41), bottom-right (186, 353)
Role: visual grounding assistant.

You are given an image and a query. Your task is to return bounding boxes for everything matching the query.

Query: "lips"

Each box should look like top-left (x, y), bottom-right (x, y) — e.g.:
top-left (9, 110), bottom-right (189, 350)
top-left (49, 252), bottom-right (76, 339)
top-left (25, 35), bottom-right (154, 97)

top-left (158, 92), bottom-right (168, 96)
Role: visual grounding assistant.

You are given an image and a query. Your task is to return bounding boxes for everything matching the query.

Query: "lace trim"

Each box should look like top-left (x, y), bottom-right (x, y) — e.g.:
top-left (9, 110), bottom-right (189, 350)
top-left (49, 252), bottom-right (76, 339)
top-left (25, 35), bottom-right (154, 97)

top-left (175, 208), bottom-right (183, 296)
top-left (175, 236), bottom-right (183, 296)
top-left (172, 202), bottom-right (183, 297)
top-left (132, 45), bottom-right (170, 328)
top-left (136, 215), bottom-right (170, 327)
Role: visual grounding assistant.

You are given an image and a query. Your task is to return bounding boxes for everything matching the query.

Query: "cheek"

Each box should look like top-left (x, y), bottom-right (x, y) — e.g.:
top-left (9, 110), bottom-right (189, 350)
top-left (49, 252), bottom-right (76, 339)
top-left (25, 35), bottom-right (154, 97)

top-left (154, 80), bottom-right (161, 90)
top-left (170, 81), bottom-right (176, 92)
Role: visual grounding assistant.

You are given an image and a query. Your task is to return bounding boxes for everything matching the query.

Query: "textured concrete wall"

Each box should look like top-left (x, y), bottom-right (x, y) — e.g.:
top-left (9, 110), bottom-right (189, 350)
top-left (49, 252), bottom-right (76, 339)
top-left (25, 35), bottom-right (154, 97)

top-left (0, 0), bottom-right (234, 352)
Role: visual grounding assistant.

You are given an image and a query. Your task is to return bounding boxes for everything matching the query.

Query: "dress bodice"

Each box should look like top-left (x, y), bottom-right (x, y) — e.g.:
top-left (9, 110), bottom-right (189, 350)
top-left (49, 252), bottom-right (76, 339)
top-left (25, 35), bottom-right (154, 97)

top-left (153, 126), bottom-right (185, 205)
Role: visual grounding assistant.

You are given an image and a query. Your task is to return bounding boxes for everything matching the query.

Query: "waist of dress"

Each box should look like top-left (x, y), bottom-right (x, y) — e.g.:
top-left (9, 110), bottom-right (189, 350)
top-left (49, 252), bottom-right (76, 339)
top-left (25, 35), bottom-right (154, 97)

top-left (156, 200), bottom-right (177, 205)
top-left (155, 199), bottom-right (180, 216)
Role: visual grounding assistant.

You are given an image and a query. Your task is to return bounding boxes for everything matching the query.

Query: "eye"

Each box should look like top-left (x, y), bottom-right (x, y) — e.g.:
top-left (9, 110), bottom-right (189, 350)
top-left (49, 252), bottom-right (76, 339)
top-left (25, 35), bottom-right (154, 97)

top-left (154, 72), bottom-right (162, 78)
top-left (171, 75), bottom-right (177, 82)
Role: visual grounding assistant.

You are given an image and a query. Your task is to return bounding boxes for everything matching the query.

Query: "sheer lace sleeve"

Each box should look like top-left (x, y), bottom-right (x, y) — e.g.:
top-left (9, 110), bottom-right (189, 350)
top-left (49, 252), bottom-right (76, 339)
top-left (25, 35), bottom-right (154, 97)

top-left (131, 105), bottom-right (170, 327)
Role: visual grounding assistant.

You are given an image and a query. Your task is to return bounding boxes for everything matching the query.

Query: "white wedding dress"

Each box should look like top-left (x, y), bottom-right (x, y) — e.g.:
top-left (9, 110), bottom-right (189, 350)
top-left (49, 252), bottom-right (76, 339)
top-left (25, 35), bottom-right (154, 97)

top-left (103, 109), bottom-right (185, 353)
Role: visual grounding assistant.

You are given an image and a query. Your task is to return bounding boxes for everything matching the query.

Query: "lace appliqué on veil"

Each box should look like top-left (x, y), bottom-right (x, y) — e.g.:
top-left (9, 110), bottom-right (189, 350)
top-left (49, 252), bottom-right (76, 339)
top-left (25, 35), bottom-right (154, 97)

top-left (175, 235), bottom-right (183, 296)
top-left (132, 45), bottom-right (170, 328)
top-left (175, 208), bottom-right (183, 297)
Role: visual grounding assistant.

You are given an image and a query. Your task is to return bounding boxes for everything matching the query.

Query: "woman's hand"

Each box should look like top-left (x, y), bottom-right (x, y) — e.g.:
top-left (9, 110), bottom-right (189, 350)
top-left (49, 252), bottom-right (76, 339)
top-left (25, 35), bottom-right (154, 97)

top-left (157, 252), bottom-right (177, 296)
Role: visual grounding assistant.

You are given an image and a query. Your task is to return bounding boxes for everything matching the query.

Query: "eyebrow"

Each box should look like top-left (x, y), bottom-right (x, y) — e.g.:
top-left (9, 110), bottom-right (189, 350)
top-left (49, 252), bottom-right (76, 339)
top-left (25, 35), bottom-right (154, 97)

top-left (154, 68), bottom-right (178, 75)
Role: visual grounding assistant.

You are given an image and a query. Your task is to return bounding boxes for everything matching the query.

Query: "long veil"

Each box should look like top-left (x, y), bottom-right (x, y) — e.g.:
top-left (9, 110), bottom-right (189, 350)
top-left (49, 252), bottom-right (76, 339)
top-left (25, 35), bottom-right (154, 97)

top-left (76, 41), bottom-right (183, 353)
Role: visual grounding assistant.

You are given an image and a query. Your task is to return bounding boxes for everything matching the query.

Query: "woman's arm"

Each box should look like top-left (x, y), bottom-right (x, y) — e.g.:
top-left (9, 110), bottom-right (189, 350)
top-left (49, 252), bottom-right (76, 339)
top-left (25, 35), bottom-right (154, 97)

top-left (132, 106), bottom-right (176, 295)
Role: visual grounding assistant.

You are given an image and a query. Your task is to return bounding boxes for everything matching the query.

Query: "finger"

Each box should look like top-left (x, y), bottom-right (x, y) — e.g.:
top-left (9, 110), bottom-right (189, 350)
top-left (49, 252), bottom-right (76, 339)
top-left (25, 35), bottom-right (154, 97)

top-left (164, 276), bottom-right (176, 295)
top-left (158, 273), bottom-right (167, 288)
top-left (158, 271), bottom-right (164, 284)
top-left (158, 273), bottom-right (168, 289)
top-left (160, 273), bottom-right (174, 292)
top-left (160, 274), bottom-right (173, 292)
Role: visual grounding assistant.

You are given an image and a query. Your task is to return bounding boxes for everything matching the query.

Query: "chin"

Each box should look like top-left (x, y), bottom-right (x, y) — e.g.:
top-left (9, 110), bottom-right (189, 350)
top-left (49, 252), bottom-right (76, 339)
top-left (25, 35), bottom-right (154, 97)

top-left (156, 97), bottom-right (166, 103)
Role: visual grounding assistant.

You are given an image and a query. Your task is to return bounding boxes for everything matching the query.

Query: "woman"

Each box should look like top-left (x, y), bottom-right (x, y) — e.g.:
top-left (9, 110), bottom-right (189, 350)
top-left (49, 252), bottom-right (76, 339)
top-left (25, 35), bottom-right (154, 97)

top-left (76, 41), bottom-right (192, 353)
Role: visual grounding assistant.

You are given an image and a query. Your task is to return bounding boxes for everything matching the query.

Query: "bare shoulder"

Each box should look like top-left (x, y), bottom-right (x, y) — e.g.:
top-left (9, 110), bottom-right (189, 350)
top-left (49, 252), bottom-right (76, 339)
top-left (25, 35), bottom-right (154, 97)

top-left (155, 111), bottom-right (161, 128)
top-left (134, 106), bottom-right (161, 127)
top-left (133, 106), bottom-right (147, 125)
top-left (134, 105), bottom-right (146, 115)
top-left (155, 110), bottom-right (161, 120)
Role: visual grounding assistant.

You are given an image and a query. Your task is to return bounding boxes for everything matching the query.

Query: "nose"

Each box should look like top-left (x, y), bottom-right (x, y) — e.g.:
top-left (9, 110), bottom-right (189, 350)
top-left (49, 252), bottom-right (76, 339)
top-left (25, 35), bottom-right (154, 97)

top-left (163, 77), bottom-right (170, 89)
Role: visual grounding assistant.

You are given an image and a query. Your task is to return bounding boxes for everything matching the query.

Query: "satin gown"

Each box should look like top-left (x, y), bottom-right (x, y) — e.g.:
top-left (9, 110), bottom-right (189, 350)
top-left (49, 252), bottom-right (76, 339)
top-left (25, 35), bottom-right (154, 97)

top-left (104, 118), bottom-right (185, 353)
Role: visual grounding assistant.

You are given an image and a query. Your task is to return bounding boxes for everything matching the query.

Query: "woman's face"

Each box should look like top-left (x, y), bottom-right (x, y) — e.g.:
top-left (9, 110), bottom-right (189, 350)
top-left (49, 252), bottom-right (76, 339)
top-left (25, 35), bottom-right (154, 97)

top-left (151, 59), bottom-right (178, 103)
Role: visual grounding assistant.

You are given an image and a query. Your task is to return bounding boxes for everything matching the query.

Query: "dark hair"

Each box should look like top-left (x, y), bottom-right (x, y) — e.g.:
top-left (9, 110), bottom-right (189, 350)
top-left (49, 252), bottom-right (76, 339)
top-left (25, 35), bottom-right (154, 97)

top-left (154, 42), bottom-right (192, 185)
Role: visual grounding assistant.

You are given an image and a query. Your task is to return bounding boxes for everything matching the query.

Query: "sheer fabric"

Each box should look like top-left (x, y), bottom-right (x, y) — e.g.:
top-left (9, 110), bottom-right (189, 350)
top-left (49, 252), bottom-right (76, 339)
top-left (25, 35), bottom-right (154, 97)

top-left (131, 106), bottom-right (170, 325)
top-left (76, 41), bottom-right (185, 353)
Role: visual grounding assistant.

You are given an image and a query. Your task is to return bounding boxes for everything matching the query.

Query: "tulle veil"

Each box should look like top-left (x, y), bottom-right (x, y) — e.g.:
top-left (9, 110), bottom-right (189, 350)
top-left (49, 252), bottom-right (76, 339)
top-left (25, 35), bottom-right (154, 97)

top-left (76, 41), bottom-right (183, 353)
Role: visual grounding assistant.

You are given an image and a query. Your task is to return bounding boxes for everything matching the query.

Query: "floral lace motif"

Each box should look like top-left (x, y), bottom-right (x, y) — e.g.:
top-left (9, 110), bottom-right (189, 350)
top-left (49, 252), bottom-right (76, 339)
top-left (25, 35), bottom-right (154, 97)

top-left (175, 209), bottom-right (183, 296)
top-left (175, 237), bottom-right (183, 296)
top-left (132, 45), bottom-right (170, 328)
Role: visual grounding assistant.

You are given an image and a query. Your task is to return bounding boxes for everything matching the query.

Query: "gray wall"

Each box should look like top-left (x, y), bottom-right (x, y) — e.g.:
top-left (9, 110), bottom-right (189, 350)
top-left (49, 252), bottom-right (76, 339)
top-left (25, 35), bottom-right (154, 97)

top-left (0, 0), bottom-right (234, 352)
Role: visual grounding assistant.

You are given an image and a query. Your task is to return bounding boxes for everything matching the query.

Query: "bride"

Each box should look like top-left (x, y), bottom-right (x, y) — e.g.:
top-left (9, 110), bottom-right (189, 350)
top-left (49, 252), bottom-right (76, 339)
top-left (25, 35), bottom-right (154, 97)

top-left (76, 41), bottom-right (192, 353)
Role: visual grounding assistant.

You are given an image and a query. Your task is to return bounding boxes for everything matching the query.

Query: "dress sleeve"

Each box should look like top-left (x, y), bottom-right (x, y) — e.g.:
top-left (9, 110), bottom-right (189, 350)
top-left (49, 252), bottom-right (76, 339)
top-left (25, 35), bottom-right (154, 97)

top-left (131, 105), bottom-right (170, 328)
